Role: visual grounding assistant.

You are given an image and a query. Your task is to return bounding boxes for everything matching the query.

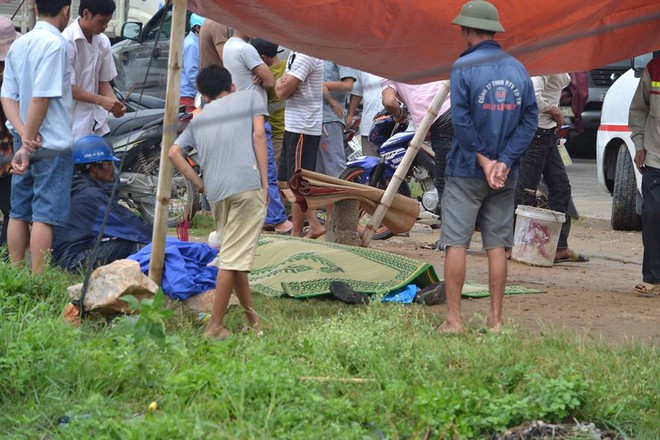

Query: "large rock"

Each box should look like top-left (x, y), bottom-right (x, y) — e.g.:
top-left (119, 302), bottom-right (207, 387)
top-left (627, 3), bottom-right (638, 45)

top-left (67, 259), bottom-right (158, 314)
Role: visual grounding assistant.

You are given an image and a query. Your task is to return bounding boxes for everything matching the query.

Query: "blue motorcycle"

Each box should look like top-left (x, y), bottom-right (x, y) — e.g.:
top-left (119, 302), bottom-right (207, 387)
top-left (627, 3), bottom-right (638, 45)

top-left (339, 125), bottom-right (438, 240)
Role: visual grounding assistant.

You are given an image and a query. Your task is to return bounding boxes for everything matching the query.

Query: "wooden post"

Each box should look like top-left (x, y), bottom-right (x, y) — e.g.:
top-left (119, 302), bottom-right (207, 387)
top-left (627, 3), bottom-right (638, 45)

top-left (326, 199), bottom-right (361, 246)
top-left (148, 0), bottom-right (187, 284)
top-left (360, 81), bottom-right (450, 247)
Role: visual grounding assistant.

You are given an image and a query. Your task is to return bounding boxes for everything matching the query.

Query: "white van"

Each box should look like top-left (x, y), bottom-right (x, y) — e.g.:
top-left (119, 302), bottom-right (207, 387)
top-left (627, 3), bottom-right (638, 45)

top-left (0, 0), bottom-right (162, 36)
top-left (596, 53), bottom-right (654, 231)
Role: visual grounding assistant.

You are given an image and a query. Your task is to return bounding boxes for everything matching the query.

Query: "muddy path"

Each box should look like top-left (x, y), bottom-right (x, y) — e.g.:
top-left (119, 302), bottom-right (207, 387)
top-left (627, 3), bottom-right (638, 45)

top-left (369, 217), bottom-right (658, 344)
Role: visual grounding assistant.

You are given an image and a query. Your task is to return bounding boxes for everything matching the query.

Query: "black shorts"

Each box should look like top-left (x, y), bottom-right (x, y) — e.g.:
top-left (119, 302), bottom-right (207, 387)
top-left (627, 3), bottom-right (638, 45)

top-left (278, 130), bottom-right (321, 183)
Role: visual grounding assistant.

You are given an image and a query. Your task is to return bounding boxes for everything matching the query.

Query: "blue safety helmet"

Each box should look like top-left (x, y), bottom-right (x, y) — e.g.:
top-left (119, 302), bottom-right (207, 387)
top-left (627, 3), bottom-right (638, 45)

top-left (73, 135), bottom-right (120, 164)
top-left (190, 13), bottom-right (205, 29)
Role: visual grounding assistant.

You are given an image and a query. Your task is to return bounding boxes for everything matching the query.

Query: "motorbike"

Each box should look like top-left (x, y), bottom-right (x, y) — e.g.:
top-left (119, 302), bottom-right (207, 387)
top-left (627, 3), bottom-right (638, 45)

top-left (340, 109), bottom-right (580, 241)
top-left (105, 89), bottom-right (200, 228)
top-left (339, 113), bottom-right (438, 240)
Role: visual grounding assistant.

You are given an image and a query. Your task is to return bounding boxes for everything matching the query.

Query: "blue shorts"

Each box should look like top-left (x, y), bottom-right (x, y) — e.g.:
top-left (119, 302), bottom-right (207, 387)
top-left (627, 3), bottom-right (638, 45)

top-left (10, 147), bottom-right (73, 227)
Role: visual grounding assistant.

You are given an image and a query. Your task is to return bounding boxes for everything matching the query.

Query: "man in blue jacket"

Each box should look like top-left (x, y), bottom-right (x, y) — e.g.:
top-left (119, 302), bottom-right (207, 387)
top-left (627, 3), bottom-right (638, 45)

top-left (52, 136), bottom-right (152, 271)
top-left (439, 0), bottom-right (537, 334)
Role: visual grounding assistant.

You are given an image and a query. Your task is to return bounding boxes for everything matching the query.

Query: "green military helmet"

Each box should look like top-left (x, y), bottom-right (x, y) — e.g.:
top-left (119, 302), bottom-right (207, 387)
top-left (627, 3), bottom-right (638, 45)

top-left (451, 0), bottom-right (505, 33)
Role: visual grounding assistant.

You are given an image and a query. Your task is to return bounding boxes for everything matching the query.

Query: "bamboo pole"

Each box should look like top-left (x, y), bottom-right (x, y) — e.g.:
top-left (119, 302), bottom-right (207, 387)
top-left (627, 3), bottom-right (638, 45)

top-left (148, 0), bottom-right (187, 284)
top-left (360, 81), bottom-right (450, 247)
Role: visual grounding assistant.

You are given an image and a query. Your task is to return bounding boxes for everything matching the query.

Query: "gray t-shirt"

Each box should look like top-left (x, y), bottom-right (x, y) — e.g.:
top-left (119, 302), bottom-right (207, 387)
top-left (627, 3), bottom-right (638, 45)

top-left (174, 90), bottom-right (268, 202)
top-left (222, 37), bottom-right (268, 107)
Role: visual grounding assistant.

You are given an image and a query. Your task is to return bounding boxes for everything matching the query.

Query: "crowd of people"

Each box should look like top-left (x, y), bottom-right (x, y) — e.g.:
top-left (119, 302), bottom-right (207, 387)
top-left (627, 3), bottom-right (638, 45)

top-left (0, 0), bottom-right (146, 275)
top-left (0, 0), bottom-right (657, 338)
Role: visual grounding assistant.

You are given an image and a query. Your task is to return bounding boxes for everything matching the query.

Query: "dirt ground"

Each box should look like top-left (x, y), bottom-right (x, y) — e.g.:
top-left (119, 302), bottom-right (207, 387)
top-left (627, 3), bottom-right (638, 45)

top-left (367, 217), bottom-right (659, 345)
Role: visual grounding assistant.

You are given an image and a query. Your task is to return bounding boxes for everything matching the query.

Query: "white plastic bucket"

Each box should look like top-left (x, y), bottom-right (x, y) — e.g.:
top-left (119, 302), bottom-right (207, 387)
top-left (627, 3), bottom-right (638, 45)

top-left (512, 206), bottom-right (565, 267)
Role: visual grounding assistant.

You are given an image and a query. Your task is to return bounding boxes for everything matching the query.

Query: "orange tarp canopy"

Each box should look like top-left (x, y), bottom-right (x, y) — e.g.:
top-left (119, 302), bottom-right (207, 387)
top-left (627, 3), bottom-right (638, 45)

top-left (188, 0), bottom-right (659, 82)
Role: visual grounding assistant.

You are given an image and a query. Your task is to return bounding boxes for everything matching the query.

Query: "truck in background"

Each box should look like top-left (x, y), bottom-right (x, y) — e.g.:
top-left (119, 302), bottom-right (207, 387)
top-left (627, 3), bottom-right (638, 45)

top-left (596, 52), bottom-right (655, 231)
top-left (0, 0), bottom-right (162, 36)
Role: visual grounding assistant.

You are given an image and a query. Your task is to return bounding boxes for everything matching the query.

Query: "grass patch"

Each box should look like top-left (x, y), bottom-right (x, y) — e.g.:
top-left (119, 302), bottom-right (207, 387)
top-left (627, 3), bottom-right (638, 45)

top-left (0, 263), bottom-right (657, 439)
top-left (189, 212), bottom-right (215, 233)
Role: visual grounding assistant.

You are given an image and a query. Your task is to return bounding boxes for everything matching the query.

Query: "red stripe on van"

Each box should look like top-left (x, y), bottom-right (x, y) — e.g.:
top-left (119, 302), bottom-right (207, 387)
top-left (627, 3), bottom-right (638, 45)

top-left (598, 124), bottom-right (631, 132)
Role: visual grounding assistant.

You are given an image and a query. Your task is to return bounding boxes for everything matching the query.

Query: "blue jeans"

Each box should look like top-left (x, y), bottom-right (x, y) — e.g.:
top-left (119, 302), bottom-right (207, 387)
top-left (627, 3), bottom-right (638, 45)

top-left (264, 122), bottom-right (288, 225)
top-left (10, 145), bottom-right (73, 227)
top-left (642, 166), bottom-right (660, 283)
top-left (515, 128), bottom-right (572, 249)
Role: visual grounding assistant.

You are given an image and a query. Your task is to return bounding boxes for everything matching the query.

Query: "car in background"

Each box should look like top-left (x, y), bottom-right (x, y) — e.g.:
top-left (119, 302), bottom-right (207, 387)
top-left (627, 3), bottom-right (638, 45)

top-left (596, 52), bottom-right (655, 231)
top-left (2, 0), bottom-right (162, 37)
top-left (112, 4), bottom-right (292, 101)
top-left (112, 4), bottom-right (192, 99)
top-left (565, 60), bottom-right (630, 158)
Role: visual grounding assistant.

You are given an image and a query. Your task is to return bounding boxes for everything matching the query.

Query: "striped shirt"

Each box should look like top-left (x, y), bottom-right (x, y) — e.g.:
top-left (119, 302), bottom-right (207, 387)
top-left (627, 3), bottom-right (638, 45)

top-left (283, 52), bottom-right (323, 136)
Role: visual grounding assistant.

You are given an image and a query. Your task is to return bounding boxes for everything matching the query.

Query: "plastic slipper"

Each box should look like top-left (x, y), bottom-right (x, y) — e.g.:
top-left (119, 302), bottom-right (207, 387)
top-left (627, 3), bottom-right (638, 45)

top-left (304, 228), bottom-right (326, 239)
top-left (554, 251), bottom-right (589, 263)
top-left (634, 282), bottom-right (660, 295)
top-left (420, 242), bottom-right (437, 250)
top-left (275, 228), bottom-right (292, 235)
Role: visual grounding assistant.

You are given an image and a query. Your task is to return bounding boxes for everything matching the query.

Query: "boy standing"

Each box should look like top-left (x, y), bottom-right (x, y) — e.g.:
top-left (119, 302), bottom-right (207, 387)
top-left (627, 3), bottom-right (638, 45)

top-left (168, 65), bottom-right (268, 339)
top-left (0, 0), bottom-right (74, 274)
top-left (62, 0), bottom-right (125, 141)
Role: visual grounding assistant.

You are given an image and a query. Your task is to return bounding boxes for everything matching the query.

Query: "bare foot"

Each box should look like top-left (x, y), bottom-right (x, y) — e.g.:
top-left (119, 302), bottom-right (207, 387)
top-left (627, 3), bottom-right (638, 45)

top-left (204, 326), bottom-right (232, 340)
top-left (304, 225), bottom-right (326, 239)
top-left (487, 320), bottom-right (503, 334)
top-left (241, 324), bottom-right (264, 336)
top-left (438, 320), bottom-right (465, 334)
top-left (245, 309), bottom-right (260, 327)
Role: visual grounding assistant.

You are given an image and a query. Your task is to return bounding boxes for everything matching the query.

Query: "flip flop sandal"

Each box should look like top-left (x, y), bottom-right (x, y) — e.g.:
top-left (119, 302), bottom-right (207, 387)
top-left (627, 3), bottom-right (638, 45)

top-left (554, 251), bottom-right (590, 263)
top-left (634, 282), bottom-right (660, 295)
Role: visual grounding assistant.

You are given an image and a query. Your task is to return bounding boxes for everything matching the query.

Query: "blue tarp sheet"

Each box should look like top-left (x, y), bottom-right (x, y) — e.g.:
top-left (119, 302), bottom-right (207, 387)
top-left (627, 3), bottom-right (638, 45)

top-left (128, 238), bottom-right (218, 301)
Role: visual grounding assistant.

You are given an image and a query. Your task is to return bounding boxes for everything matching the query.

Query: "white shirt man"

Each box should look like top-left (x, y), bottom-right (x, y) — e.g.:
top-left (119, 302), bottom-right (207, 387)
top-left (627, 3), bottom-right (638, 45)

top-left (63, 16), bottom-right (123, 141)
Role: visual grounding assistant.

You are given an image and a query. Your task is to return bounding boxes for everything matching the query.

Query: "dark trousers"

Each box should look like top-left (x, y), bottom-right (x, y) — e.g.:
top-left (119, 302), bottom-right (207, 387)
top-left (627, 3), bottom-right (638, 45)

top-left (642, 166), bottom-right (660, 283)
top-left (0, 175), bottom-right (10, 248)
top-left (429, 110), bottom-right (453, 203)
top-left (56, 239), bottom-right (141, 272)
top-left (515, 128), bottom-right (572, 249)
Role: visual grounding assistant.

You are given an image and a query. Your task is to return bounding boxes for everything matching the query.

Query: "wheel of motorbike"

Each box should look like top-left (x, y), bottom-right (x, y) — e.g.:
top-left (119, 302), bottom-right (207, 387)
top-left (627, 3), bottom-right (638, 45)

top-left (133, 147), bottom-right (200, 228)
top-left (339, 166), bottom-right (411, 240)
